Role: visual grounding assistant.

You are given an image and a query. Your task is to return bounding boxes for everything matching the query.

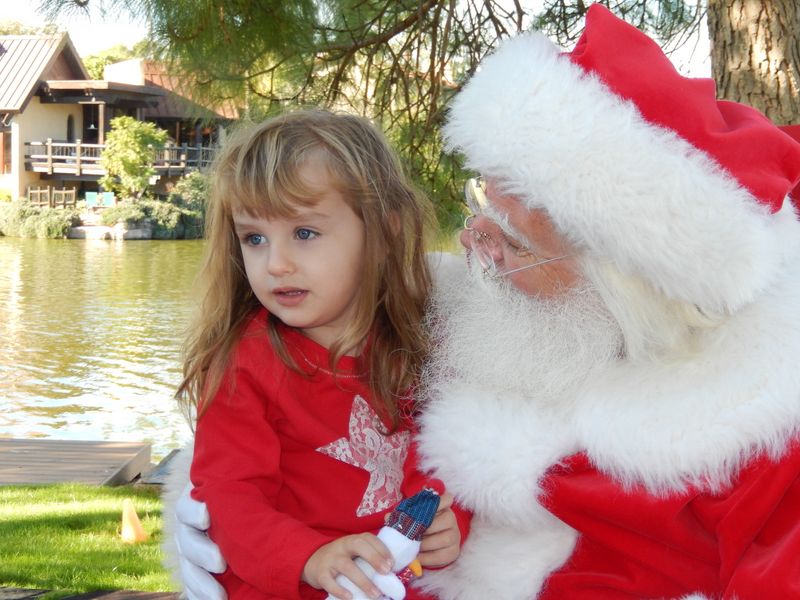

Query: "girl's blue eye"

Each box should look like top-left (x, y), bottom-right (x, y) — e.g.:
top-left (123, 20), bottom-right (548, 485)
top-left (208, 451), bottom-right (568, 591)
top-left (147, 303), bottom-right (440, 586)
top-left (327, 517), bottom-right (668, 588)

top-left (296, 228), bottom-right (318, 241)
top-left (245, 233), bottom-right (266, 246)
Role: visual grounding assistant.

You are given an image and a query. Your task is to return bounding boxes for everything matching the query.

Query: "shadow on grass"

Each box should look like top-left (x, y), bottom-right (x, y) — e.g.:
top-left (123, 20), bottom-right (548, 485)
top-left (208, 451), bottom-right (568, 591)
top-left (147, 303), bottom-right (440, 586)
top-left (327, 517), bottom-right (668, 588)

top-left (0, 484), bottom-right (173, 596)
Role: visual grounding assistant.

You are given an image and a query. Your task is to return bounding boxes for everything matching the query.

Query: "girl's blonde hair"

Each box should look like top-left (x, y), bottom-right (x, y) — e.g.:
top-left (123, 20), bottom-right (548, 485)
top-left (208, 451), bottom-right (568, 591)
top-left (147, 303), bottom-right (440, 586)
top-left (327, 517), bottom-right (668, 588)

top-left (176, 109), bottom-right (435, 431)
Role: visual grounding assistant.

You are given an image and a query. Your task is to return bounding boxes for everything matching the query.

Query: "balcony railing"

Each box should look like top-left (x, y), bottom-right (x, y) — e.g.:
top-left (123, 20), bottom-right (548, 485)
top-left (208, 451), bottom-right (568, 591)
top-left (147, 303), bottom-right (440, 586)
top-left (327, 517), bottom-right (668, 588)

top-left (24, 139), bottom-right (216, 178)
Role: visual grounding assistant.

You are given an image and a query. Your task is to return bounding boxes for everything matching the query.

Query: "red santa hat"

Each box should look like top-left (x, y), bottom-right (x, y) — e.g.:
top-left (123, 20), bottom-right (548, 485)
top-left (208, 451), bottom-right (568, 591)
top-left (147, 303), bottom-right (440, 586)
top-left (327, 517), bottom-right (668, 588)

top-left (780, 125), bottom-right (800, 202)
top-left (443, 4), bottom-right (800, 313)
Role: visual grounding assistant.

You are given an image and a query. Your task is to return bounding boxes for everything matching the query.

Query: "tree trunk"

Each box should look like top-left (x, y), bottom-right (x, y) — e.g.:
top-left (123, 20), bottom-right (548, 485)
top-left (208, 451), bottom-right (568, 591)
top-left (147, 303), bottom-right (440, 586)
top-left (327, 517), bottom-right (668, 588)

top-left (707, 0), bottom-right (800, 125)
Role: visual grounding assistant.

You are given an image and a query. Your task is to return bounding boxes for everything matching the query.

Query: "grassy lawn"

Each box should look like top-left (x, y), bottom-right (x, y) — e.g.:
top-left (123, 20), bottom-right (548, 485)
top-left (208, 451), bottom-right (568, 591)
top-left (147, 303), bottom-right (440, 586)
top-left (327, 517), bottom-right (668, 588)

top-left (0, 483), bottom-right (174, 599)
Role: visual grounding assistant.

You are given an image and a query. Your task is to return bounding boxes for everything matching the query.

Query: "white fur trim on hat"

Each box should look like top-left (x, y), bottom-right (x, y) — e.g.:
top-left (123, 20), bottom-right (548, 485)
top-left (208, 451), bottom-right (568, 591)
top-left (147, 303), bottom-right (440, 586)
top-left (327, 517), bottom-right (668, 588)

top-left (443, 32), bottom-right (793, 314)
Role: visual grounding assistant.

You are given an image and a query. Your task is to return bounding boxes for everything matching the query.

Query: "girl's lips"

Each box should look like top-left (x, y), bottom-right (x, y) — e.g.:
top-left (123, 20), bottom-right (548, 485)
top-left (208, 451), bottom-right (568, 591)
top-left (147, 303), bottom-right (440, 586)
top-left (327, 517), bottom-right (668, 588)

top-left (272, 288), bottom-right (308, 307)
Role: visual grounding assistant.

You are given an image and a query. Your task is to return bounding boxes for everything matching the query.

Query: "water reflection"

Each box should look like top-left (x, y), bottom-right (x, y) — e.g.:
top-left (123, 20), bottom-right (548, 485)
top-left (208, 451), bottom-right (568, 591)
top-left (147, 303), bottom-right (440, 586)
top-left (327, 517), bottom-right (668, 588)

top-left (0, 237), bottom-right (202, 459)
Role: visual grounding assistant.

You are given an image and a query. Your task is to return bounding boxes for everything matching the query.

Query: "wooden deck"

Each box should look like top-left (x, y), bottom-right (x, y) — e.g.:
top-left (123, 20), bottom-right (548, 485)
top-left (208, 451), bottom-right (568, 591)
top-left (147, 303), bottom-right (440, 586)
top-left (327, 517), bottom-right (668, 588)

top-left (24, 140), bottom-right (215, 178)
top-left (0, 439), bottom-right (151, 486)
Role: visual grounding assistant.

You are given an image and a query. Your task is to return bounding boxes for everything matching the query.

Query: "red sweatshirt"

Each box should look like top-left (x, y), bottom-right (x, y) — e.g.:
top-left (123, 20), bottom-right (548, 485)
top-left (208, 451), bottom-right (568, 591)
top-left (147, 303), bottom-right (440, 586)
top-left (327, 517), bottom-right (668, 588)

top-left (191, 309), bottom-right (467, 599)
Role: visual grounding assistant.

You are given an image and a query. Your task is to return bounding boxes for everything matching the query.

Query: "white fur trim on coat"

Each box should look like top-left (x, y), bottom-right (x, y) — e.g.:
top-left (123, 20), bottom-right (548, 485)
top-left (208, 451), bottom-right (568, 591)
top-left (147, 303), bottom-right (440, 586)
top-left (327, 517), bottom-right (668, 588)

top-left (443, 32), bottom-right (793, 314)
top-left (574, 245), bottom-right (800, 494)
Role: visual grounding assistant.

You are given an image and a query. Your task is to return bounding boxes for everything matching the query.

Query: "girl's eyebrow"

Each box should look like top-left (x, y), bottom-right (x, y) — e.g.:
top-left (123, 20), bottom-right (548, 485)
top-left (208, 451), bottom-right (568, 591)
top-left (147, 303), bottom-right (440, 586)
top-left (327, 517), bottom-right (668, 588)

top-left (286, 208), bottom-right (330, 222)
top-left (231, 209), bottom-right (330, 231)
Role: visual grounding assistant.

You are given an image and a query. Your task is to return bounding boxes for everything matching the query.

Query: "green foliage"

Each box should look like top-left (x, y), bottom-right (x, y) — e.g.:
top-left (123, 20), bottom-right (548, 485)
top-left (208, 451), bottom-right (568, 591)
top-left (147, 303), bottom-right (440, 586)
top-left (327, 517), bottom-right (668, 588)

top-left (140, 197), bottom-right (185, 239)
top-left (76, 0), bottom-right (514, 233)
top-left (82, 43), bottom-right (141, 79)
top-left (535, 0), bottom-right (700, 46)
top-left (37, 0), bottom-right (722, 234)
top-left (0, 483), bottom-right (171, 596)
top-left (99, 173), bottom-right (209, 239)
top-left (0, 189), bottom-right (12, 202)
top-left (100, 116), bottom-right (169, 201)
top-left (168, 170), bottom-right (209, 212)
top-left (0, 201), bottom-right (79, 238)
top-left (167, 171), bottom-right (209, 238)
top-left (99, 201), bottom-right (148, 227)
top-left (0, 20), bottom-right (59, 35)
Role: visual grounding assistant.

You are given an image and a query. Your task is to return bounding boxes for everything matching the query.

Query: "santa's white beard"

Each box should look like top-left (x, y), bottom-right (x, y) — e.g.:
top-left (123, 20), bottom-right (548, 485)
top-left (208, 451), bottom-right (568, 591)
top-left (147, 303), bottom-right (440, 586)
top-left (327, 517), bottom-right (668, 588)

top-left (422, 262), bottom-right (624, 408)
top-left (414, 264), bottom-right (626, 599)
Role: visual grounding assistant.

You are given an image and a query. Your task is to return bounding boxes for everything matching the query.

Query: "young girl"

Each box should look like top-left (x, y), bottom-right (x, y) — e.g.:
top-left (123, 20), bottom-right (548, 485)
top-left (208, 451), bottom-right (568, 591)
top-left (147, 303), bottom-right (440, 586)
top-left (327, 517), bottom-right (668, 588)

top-left (176, 110), bottom-right (465, 600)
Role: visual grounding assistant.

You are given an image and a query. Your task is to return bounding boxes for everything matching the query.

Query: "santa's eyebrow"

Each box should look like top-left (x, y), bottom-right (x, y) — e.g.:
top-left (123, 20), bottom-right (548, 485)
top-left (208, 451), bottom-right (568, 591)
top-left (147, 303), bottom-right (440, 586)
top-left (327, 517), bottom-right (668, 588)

top-left (483, 204), bottom-right (538, 252)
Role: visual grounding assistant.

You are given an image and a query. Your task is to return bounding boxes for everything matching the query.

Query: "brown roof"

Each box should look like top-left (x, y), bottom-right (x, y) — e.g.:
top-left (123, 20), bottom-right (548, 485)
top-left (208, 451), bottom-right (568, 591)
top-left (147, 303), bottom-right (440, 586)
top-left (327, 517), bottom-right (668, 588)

top-left (141, 60), bottom-right (239, 120)
top-left (42, 79), bottom-right (165, 99)
top-left (0, 33), bottom-right (88, 113)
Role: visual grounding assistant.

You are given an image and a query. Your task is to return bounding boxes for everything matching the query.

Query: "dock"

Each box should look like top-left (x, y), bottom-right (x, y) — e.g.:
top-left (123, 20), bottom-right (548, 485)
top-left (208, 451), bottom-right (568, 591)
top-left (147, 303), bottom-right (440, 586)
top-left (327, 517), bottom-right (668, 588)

top-left (0, 439), bottom-right (151, 486)
top-left (0, 439), bottom-right (183, 600)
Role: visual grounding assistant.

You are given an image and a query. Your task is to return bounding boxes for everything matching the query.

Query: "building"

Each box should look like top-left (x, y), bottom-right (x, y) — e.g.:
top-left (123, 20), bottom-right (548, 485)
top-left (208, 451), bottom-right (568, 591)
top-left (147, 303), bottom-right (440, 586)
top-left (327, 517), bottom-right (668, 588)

top-left (0, 32), bottom-right (233, 203)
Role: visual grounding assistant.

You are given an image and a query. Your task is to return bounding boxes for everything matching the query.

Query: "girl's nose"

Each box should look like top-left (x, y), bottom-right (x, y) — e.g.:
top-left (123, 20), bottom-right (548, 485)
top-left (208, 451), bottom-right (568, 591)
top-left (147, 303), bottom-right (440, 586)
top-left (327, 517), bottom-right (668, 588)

top-left (267, 244), bottom-right (294, 276)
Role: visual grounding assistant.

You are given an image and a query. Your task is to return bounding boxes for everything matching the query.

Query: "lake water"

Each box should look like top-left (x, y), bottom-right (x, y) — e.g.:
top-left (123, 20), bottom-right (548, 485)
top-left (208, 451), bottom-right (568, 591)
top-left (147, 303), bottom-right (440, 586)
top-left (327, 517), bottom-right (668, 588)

top-left (0, 236), bottom-right (204, 460)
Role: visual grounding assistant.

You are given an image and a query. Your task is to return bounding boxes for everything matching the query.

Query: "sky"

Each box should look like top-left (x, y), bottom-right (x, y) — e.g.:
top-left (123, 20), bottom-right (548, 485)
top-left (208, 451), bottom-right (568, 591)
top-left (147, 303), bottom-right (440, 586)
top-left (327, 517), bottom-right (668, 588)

top-left (2, 2), bottom-right (711, 76)
top-left (2, 2), bottom-right (148, 57)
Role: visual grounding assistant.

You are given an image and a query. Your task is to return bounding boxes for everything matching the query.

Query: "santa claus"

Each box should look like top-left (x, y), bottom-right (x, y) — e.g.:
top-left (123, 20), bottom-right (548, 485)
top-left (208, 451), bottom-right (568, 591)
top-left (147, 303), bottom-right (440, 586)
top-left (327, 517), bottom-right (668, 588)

top-left (413, 5), bottom-right (800, 598)
top-left (167, 5), bottom-right (800, 599)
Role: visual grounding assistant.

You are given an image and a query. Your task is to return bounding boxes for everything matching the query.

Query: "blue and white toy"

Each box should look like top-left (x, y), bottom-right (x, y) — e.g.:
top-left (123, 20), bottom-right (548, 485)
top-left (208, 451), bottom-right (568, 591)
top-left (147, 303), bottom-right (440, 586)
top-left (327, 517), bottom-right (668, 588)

top-left (327, 488), bottom-right (441, 600)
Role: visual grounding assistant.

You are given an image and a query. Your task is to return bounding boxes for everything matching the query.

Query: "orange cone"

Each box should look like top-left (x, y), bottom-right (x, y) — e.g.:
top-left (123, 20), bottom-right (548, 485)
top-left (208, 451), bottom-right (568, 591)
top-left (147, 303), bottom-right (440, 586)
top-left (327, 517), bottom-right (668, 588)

top-left (120, 498), bottom-right (150, 543)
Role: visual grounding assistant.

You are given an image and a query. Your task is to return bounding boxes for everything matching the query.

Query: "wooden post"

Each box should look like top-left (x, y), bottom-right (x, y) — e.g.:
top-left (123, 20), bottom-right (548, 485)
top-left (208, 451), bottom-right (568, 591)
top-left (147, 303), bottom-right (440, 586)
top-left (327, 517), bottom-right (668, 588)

top-left (46, 138), bottom-right (53, 175)
top-left (98, 103), bottom-right (106, 145)
top-left (180, 143), bottom-right (187, 173)
top-left (75, 138), bottom-right (82, 176)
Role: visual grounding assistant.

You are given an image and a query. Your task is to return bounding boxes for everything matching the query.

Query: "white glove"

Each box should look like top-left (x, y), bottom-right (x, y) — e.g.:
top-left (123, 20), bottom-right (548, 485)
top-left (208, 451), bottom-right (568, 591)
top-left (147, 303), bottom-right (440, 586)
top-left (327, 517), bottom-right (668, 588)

top-left (175, 484), bottom-right (228, 600)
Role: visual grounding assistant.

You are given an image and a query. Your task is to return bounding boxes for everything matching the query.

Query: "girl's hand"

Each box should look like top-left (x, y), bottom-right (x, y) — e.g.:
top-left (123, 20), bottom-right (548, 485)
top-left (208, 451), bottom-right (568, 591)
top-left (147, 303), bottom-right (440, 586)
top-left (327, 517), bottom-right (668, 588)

top-left (418, 492), bottom-right (461, 568)
top-left (302, 533), bottom-right (393, 600)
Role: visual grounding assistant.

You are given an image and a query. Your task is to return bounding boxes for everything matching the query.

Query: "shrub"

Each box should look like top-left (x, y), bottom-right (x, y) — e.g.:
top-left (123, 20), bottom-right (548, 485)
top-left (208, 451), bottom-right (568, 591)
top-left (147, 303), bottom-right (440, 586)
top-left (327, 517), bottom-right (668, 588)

top-left (20, 207), bottom-right (79, 238)
top-left (100, 116), bottom-right (169, 201)
top-left (140, 197), bottom-right (184, 239)
top-left (0, 201), bottom-right (37, 236)
top-left (0, 201), bottom-right (79, 238)
top-left (167, 171), bottom-right (209, 238)
top-left (99, 201), bottom-right (147, 227)
top-left (99, 188), bottom-right (206, 239)
top-left (169, 171), bottom-right (208, 210)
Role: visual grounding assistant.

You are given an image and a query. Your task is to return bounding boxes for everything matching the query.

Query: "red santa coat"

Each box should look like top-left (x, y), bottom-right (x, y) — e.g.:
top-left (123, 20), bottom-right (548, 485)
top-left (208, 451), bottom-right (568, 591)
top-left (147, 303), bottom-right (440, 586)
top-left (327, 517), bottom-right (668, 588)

top-left (540, 446), bottom-right (800, 599)
top-left (191, 309), bottom-right (461, 600)
top-left (414, 250), bottom-right (800, 600)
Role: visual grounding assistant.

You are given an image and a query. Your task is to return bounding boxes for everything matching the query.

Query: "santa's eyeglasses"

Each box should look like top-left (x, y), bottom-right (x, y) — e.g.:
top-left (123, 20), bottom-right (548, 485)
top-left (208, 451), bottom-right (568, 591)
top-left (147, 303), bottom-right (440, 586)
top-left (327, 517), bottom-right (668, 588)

top-left (463, 176), bottom-right (571, 278)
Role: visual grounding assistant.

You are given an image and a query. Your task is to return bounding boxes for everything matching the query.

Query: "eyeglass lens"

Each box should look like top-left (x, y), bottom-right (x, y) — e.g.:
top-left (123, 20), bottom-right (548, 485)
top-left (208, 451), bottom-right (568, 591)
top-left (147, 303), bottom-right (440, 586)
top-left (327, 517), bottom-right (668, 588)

top-left (463, 177), bottom-right (571, 278)
top-left (464, 177), bottom-right (487, 215)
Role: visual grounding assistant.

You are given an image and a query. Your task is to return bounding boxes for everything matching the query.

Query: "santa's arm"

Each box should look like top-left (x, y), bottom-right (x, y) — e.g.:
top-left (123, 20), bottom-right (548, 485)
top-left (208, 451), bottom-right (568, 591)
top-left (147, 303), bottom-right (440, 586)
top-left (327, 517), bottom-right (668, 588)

top-left (717, 442), bottom-right (800, 598)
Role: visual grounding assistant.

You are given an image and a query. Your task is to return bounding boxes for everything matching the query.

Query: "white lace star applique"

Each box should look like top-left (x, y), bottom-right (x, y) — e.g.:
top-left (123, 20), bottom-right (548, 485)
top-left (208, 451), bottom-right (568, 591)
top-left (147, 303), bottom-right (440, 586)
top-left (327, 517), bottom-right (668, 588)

top-left (316, 395), bottom-right (410, 517)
